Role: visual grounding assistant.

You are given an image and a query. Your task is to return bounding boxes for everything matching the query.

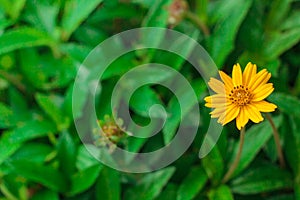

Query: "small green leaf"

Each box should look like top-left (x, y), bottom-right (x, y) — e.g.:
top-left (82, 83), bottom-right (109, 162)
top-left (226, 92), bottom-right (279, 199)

top-left (284, 116), bottom-right (300, 178)
top-left (0, 120), bottom-right (56, 165)
top-left (31, 189), bottom-right (59, 200)
top-left (76, 145), bottom-right (99, 171)
top-left (88, 3), bottom-right (141, 22)
top-left (163, 79), bottom-right (205, 144)
top-left (208, 185), bottom-right (233, 200)
top-left (142, 0), bottom-right (172, 27)
top-left (154, 30), bottom-right (200, 71)
top-left (35, 93), bottom-right (70, 131)
top-left (61, 0), bottom-right (103, 39)
top-left (59, 43), bottom-right (91, 63)
top-left (202, 141), bottom-right (224, 185)
top-left (57, 131), bottom-right (77, 176)
top-left (9, 143), bottom-right (52, 163)
top-left (268, 92), bottom-right (300, 117)
top-left (0, 102), bottom-right (14, 128)
top-left (265, 0), bottom-right (291, 30)
top-left (68, 164), bottom-right (103, 196)
top-left (95, 166), bottom-right (121, 200)
top-left (0, 27), bottom-right (53, 55)
top-left (124, 167), bottom-right (175, 200)
top-left (130, 86), bottom-right (165, 118)
top-left (23, 0), bottom-right (59, 36)
top-left (206, 0), bottom-right (253, 67)
top-left (155, 184), bottom-right (177, 200)
top-left (8, 120), bottom-right (56, 143)
top-left (0, 0), bottom-right (26, 20)
top-left (281, 10), bottom-right (300, 30)
top-left (0, 131), bottom-right (22, 166)
top-left (177, 167), bottom-right (208, 200)
top-left (231, 164), bottom-right (293, 194)
top-left (263, 28), bottom-right (300, 60)
top-left (9, 160), bottom-right (68, 192)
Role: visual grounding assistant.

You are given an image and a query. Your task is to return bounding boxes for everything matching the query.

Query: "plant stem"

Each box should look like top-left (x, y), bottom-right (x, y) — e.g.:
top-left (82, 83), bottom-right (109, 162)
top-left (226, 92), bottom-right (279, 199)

top-left (265, 113), bottom-right (286, 168)
top-left (185, 11), bottom-right (210, 36)
top-left (0, 69), bottom-right (26, 94)
top-left (222, 127), bottom-right (245, 183)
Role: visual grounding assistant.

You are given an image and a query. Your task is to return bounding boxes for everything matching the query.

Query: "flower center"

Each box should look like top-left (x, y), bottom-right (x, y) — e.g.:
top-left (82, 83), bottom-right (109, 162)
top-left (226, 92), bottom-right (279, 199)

top-left (229, 85), bottom-right (252, 106)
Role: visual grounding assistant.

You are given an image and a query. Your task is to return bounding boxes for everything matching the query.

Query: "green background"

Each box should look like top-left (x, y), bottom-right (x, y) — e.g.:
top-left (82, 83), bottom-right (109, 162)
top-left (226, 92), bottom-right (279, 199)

top-left (0, 0), bottom-right (300, 199)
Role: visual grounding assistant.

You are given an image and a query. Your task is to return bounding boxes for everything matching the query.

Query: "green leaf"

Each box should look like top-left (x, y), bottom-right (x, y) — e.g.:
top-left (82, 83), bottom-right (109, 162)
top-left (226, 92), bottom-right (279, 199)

top-left (177, 167), bottom-right (208, 200)
top-left (130, 86), bottom-right (165, 118)
top-left (9, 160), bottom-right (68, 192)
top-left (208, 185), bottom-right (233, 200)
top-left (95, 167), bottom-right (121, 200)
top-left (268, 92), bottom-right (300, 117)
top-left (127, 117), bottom-right (162, 153)
top-left (8, 120), bottom-right (56, 143)
top-left (206, 0), bottom-right (252, 67)
top-left (0, 27), bottom-right (53, 55)
top-left (227, 116), bottom-right (282, 178)
top-left (281, 10), bottom-right (300, 30)
top-left (35, 93), bottom-right (70, 131)
top-left (57, 131), bottom-right (77, 176)
top-left (263, 28), bottom-right (300, 60)
top-left (23, 0), bottom-right (59, 36)
top-left (88, 3), bottom-right (141, 22)
top-left (68, 164), bottom-right (103, 196)
top-left (0, 120), bottom-right (56, 165)
top-left (231, 164), bottom-right (293, 194)
top-left (31, 189), bottom-right (59, 200)
top-left (265, 0), bottom-right (291, 30)
top-left (124, 167), bottom-right (175, 200)
top-left (142, 0), bottom-right (172, 27)
top-left (155, 184), bottom-right (177, 200)
top-left (295, 180), bottom-right (300, 200)
top-left (284, 116), bottom-right (300, 178)
top-left (154, 30), bottom-right (200, 71)
top-left (202, 140), bottom-right (224, 185)
top-left (20, 49), bottom-right (76, 90)
top-left (0, 0), bottom-right (26, 20)
top-left (0, 131), bottom-right (22, 166)
top-left (76, 145), bottom-right (99, 171)
top-left (9, 88), bottom-right (30, 123)
top-left (0, 102), bottom-right (14, 128)
top-left (61, 0), bottom-right (103, 39)
top-left (163, 79), bottom-right (206, 144)
top-left (9, 143), bottom-right (52, 163)
top-left (59, 43), bottom-right (91, 63)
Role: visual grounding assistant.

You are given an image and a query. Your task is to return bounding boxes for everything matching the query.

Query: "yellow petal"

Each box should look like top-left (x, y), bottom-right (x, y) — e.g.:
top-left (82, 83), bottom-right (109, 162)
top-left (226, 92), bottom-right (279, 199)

top-left (218, 104), bottom-right (240, 125)
top-left (232, 63), bottom-right (243, 86)
top-left (208, 78), bottom-right (227, 94)
top-left (204, 94), bottom-right (227, 104)
top-left (248, 69), bottom-right (270, 91)
top-left (245, 104), bottom-right (264, 123)
top-left (210, 106), bottom-right (227, 118)
top-left (236, 106), bottom-right (249, 130)
top-left (219, 70), bottom-right (234, 89)
top-left (242, 62), bottom-right (257, 87)
top-left (252, 83), bottom-right (274, 101)
top-left (205, 103), bottom-right (214, 108)
top-left (205, 102), bottom-right (231, 108)
top-left (252, 101), bottom-right (277, 112)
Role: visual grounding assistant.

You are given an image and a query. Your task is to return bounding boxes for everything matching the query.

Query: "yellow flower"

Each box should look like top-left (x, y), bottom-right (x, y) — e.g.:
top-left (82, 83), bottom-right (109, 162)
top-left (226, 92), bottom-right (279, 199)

top-left (204, 62), bottom-right (277, 130)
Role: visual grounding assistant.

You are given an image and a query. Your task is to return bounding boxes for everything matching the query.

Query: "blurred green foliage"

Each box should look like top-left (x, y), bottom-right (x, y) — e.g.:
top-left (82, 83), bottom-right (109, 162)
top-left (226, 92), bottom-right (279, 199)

top-left (0, 0), bottom-right (300, 199)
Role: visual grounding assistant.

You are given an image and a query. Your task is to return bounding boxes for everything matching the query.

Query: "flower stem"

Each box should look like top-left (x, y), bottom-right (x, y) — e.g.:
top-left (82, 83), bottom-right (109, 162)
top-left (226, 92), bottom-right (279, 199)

top-left (185, 11), bottom-right (210, 36)
top-left (222, 127), bottom-right (245, 183)
top-left (265, 113), bottom-right (286, 168)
